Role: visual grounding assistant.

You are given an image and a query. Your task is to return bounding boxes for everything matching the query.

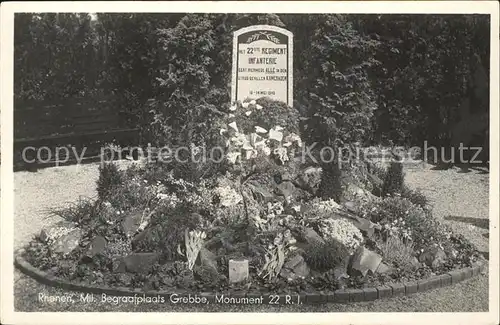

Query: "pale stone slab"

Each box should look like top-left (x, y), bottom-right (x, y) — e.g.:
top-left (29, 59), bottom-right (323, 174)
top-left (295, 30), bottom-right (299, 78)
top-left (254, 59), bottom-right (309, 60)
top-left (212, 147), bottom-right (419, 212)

top-left (231, 25), bottom-right (293, 106)
top-left (228, 259), bottom-right (249, 283)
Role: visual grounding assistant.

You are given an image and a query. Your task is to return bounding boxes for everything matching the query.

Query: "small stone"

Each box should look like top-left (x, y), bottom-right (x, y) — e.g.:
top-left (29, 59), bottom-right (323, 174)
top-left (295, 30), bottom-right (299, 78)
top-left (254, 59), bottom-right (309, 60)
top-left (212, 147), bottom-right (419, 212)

top-left (300, 227), bottom-right (325, 246)
top-left (350, 246), bottom-right (382, 277)
top-left (117, 252), bottom-right (159, 274)
top-left (269, 129), bottom-right (283, 142)
top-left (246, 181), bottom-right (274, 203)
top-left (275, 181), bottom-right (297, 204)
top-left (121, 210), bottom-right (144, 238)
top-left (197, 247), bottom-right (218, 274)
top-left (280, 254), bottom-right (310, 280)
top-left (344, 201), bottom-right (357, 212)
top-left (131, 226), bottom-right (153, 248)
top-left (117, 273), bottom-right (132, 286)
top-left (228, 121), bottom-right (238, 132)
top-left (229, 259), bottom-right (249, 283)
top-left (346, 214), bottom-right (380, 238)
top-left (40, 221), bottom-right (77, 243)
top-left (376, 262), bottom-right (394, 274)
top-left (331, 209), bottom-right (381, 239)
top-left (419, 247), bottom-right (447, 268)
top-left (255, 126), bottom-right (267, 134)
top-left (51, 229), bottom-right (83, 255)
top-left (296, 167), bottom-right (322, 195)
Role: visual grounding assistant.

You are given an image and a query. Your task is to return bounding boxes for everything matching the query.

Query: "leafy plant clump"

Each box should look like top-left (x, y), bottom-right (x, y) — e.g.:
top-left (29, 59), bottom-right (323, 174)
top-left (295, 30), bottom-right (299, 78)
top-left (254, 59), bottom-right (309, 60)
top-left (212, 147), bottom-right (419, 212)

top-left (400, 185), bottom-right (429, 209)
top-left (304, 238), bottom-right (350, 272)
top-left (49, 197), bottom-right (98, 226)
top-left (380, 236), bottom-right (418, 273)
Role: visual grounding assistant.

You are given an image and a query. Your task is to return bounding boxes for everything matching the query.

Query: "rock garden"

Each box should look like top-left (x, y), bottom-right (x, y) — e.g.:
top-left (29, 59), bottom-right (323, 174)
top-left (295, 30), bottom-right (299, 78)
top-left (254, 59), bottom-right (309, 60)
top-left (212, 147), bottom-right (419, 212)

top-left (17, 98), bottom-right (485, 298)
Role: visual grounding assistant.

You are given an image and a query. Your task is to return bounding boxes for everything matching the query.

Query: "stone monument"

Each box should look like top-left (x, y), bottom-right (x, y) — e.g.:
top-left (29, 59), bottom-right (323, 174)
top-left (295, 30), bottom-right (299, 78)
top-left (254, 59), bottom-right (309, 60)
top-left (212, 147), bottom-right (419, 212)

top-left (231, 25), bottom-right (293, 106)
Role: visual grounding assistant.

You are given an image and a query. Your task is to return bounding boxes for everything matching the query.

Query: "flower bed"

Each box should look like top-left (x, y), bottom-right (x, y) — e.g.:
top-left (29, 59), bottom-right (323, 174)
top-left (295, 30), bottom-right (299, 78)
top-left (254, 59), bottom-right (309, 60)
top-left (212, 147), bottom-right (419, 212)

top-left (19, 99), bottom-right (484, 299)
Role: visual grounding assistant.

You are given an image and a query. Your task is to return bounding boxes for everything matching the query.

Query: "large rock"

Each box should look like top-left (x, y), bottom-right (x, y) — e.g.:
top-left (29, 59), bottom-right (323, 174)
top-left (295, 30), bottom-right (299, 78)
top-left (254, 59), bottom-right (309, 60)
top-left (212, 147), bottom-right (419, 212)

top-left (280, 254), bottom-right (310, 281)
top-left (245, 181), bottom-right (274, 203)
top-left (275, 181), bottom-right (297, 204)
top-left (419, 247), bottom-right (447, 269)
top-left (50, 229), bottom-right (83, 255)
top-left (298, 227), bottom-right (325, 246)
top-left (116, 252), bottom-right (159, 274)
top-left (331, 207), bottom-right (381, 239)
top-left (375, 262), bottom-right (394, 274)
top-left (350, 247), bottom-right (383, 277)
top-left (345, 214), bottom-right (380, 239)
top-left (40, 220), bottom-right (78, 243)
top-left (86, 236), bottom-right (107, 258)
top-left (296, 166), bottom-right (322, 195)
top-left (197, 247), bottom-right (218, 274)
top-left (121, 210), bottom-right (144, 238)
top-left (131, 226), bottom-right (153, 248)
top-left (410, 256), bottom-right (421, 269)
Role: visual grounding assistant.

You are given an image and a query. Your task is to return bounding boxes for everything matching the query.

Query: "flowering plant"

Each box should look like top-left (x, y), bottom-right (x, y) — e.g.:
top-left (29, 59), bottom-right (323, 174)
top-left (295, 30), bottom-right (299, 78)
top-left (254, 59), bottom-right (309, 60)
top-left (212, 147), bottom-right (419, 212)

top-left (219, 99), bottom-right (302, 171)
top-left (318, 218), bottom-right (363, 252)
top-left (303, 198), bottom-right (343, 221)
top-left (258, 229), bottom-right (297, 281)
top-left (177, 229), bottom-right (206, 271)
top-left (250, 202), bottom-right (288, 231)
top-left (360, 196), bottom-right (451, 251)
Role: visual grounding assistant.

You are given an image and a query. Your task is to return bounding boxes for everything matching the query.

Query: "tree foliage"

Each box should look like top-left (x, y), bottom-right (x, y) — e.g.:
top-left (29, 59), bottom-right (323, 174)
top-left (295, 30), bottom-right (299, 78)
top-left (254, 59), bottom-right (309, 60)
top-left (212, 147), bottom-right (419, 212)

top-left (14, 13), bottom-right (490, 157)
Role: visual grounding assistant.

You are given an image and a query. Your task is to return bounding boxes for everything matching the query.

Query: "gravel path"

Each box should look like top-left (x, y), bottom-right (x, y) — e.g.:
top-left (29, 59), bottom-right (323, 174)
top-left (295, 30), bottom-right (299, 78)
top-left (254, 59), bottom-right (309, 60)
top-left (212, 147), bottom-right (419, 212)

top-left (13, 161), bottom-right (489, 312)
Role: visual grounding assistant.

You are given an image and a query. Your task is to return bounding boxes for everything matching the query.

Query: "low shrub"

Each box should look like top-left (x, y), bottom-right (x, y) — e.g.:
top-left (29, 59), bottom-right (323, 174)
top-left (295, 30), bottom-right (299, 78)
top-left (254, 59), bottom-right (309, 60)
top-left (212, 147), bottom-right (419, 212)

top-left (359, 196), bottom-right (415, 224)
top-left (171, 159), bottom-right (230, 184)
top-left (382, 161), bottom-right (404, 196)
top-left (404, 209), bottom-right (449, 252)
top-left (134, 202), bottom-right (206, 261)
top-left (97, 162), bottom-right (124, 201)
top-left (443, 233), bottom-right (482, 267)
top-left (401, 185), bottom-right (428, 209)
top-left (380, 235), bottom-right (418, 272)
top-left (303, 238), bottom-right (349, 272)
top-left (106, 180), bottom-right (156, 213)
top-left (307, 268), bottom-right (342, 291)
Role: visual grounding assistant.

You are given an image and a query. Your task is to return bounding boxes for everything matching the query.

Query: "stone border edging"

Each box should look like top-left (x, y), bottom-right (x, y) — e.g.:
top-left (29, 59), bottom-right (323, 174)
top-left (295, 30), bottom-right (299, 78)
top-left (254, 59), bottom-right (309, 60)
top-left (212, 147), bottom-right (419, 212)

top-left (14, 248), bottom-right (487, 304)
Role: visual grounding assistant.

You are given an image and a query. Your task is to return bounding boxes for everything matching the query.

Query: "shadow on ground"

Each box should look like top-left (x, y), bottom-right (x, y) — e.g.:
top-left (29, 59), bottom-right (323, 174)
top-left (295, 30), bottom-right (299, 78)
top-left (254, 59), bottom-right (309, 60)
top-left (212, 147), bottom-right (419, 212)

top-left (478, 251), bottom-right (489, 260)
top-left (444, 215), bottom-right (489, 230)
top-left (426, 161), bottom-right (489, 174)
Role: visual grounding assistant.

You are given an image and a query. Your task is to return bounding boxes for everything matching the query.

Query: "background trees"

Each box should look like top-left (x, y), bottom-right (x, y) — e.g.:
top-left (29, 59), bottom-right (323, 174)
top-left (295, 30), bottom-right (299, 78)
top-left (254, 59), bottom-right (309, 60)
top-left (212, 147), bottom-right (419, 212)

top-left (14, 13), bottom-right (490, 159)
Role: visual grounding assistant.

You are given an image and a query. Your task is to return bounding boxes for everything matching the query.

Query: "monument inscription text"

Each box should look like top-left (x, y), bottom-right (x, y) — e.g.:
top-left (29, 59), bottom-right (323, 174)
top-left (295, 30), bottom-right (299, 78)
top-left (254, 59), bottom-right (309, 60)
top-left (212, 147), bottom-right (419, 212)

top-left (231, 25), bottom-right (293, 106)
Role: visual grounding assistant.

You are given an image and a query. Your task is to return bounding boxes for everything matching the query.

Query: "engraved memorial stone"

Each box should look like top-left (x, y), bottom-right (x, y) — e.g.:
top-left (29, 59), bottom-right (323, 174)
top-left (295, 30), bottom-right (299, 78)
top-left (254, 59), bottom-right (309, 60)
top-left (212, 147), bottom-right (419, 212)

top-left (231, 25), bottom-right (293, 105)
